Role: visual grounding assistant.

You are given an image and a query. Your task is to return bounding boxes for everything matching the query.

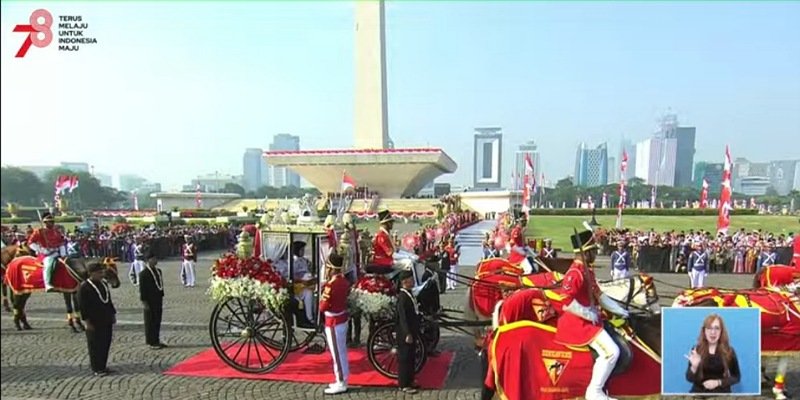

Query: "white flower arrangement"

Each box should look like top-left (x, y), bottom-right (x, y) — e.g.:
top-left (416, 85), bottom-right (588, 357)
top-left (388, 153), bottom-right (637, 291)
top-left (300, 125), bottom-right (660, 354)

top-left (349, 288), bottom-right (396, 319)
top-left (208, 276), bottom-right (290, 311)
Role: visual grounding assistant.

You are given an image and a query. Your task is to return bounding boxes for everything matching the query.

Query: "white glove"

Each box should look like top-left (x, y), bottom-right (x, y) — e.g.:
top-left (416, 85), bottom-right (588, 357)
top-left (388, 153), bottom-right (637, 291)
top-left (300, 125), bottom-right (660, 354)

top-left (563, 300), bottom-right (599, 324)
top-left (600, 293), bottom-right (630, 319)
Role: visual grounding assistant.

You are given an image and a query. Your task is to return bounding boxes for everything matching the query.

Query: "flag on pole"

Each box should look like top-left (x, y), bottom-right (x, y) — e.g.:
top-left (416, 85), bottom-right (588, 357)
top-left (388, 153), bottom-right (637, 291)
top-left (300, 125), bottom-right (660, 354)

top-left (700, 178), bottom-right (709, 209)
top-left (341, 171), bottom-right (357, 191)
top-left (195, 183), bottom-right (203, 208)
top-left (68, 176), bottom-right (79, 193)
top-left (717, 145), bottom-right (733, 234)
top-left (616, 150), bottom-right (628, 228)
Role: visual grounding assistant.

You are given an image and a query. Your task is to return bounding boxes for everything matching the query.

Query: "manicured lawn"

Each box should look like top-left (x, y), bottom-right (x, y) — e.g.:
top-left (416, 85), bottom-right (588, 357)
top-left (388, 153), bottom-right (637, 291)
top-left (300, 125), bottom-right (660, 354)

top-left (525, 215), bottom-right (799, 251)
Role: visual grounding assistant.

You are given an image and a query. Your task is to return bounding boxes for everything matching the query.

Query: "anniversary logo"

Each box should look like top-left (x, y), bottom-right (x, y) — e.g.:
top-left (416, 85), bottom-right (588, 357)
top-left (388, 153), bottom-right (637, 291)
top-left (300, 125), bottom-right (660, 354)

top-left (13, 8), bottom-right (98, 57)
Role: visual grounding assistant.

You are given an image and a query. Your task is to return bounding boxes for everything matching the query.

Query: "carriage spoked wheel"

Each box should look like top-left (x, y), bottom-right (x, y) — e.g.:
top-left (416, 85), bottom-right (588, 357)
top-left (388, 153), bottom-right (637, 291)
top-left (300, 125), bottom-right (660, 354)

top-left (209, 297), bottom-right (290, 373)
top-left (367, 321), bottom-right (427, 379)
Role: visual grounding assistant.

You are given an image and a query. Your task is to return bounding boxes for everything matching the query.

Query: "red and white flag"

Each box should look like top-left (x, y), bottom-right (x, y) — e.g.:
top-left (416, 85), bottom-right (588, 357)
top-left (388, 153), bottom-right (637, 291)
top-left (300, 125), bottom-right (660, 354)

top-left (616, 150), bottom-right (628, 228)
top-left (54, 175), bottom-right (72, 195)
top-left (341, 171), bottom-right (357, 191)
top-left (195, 183), bottom-right (203, 208)
top-left (700, 178), bottom-right (709, 209)
top-left (68, 176), bottom-right (79, 193)
top-left (717, 146), bottom-right (733, 234)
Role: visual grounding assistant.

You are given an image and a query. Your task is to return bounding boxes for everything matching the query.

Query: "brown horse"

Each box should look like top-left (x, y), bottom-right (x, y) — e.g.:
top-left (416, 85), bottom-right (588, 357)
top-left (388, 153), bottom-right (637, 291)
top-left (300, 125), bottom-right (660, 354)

top-left (5, 256), bottom-right (121, 331)
top-left (0, 243), bottom-right (32, 312)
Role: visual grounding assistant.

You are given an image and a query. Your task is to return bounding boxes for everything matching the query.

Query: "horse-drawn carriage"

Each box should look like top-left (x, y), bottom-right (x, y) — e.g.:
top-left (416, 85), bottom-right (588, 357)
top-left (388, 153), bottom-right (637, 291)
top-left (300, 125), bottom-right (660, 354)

top-left (206, 219), bottom-right (444, 378)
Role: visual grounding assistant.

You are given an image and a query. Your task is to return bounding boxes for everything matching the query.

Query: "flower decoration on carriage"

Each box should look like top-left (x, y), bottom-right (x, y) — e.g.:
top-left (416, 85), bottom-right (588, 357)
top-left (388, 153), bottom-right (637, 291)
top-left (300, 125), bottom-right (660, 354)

top-left (401, 233), bottom-right (419, 252)
top-left (349, 274), bottom-right (397, 319)
top-left (208, 253), bottom-right (290, 311)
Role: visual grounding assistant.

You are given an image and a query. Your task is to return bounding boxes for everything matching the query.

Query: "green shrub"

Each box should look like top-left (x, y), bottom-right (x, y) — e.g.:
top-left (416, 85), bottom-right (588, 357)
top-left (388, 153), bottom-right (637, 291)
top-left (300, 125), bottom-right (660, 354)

top-left (113, 216), bottom-right (127, 223)
top-left (187, 219), bottom-right (210, 226)
top-left (1, 217), bottom-right (33, 224)
top-left (55, 216), bottom-right (82, 223)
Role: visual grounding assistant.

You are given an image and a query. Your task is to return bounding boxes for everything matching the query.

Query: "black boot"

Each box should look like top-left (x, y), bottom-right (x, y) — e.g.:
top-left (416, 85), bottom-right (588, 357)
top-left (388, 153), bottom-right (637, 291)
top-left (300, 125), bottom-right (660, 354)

top-left (21, 314), bottom-right (32, 330)
top-left (2, 298), bottom-right (10, 313)
top-left (13, 312), bottom-right (22, 331)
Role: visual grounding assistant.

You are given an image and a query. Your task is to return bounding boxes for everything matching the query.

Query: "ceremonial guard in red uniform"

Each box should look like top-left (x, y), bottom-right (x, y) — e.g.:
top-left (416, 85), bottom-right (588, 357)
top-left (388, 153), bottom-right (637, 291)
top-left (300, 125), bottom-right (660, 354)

top-left (554, 229), bottom-right (629, 400)
top-left (319, 252), bottom-right (350, 395)
top-left (180, 235), bottom-right (196, 287)
top-left (27, 212), bottom-right (67, 292)
top-left (369, 210), bottom-right (396, 274)
top-left (507, 219), bottom-right (534, 273)
top-left (792, 234), bottom-right (800, 268)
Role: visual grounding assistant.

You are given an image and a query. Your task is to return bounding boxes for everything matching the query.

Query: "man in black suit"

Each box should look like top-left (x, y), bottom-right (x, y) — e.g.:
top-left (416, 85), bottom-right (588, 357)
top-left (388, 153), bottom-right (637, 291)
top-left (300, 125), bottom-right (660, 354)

top-left (396, 269), bottom-right (420, 394)
top-left (78, 262), bottom-right (117, 376)
top-left (139, 253), bottom-right (166, 349)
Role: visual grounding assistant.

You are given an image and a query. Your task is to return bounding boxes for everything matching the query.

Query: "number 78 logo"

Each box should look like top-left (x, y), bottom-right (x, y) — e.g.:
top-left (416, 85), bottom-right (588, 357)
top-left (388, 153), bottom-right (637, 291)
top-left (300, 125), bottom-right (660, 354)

top-left (13, 9), bottom-right (53, 58)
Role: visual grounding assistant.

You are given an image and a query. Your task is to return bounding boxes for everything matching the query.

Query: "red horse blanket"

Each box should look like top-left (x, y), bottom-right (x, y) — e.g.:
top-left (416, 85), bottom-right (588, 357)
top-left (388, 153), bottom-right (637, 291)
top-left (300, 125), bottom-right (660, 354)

top-left (675, 287), bottom-right (800, 354)
top-left (470, 270), bottom-right (564, 318)
top-left (4, 255), bottom-right (81, 294)
top-left (486, 320), bottom-right (661, 400)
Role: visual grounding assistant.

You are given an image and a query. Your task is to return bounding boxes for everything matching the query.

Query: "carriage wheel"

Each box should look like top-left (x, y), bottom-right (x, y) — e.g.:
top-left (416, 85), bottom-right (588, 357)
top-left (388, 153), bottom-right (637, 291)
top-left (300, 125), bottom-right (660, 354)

top-left (367, 321), bottom-right (427, 379)
top-left (254, 306), bottom-right (316, 352)
top-left (209, 297), bottom-right (290, 374)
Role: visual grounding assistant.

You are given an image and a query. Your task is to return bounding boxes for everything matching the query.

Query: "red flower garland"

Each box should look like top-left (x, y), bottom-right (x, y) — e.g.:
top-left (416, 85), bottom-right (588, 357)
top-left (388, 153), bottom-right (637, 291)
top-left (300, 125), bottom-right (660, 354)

top-left (354, 275), bottom-right (396, 296)
top-left (212, 254), bottom-right (286, 289)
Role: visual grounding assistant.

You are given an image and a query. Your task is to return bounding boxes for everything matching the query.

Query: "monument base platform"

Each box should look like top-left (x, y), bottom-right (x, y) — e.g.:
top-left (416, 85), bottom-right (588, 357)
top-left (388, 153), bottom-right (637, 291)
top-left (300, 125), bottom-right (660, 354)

top-left (264, 148), bottom-right (457, 198)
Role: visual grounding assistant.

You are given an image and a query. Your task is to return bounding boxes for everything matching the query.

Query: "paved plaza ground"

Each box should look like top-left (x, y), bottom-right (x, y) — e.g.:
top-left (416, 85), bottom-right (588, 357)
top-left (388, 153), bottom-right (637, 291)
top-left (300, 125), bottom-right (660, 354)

top-left (2, 227), bottom-right (797, 399)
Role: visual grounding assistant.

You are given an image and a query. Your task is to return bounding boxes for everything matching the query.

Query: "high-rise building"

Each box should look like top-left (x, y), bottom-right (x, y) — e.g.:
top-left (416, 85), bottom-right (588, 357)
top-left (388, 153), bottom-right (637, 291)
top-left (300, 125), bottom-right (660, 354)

top-left (693, 162), bottom-right (724, 194)
top-left (94, 173), bottom-right (113, 188)
top-left (574, 142), bottom-right (608, 187)
top-left (635, 137), bottom-right (677, 186)
top-left (768, 160), bottom-right (799, 196)
top-left (607, 156), bottom-right (617, 184)
top-left (473, 127), bottom-right (503, 190)
top-left (60, 162), bottom-right (90, 172)
top-left (513, 140), bottom-right (541, 189)
top-left (119, 174), bottom-right (148, 192)
top-left (732, 157), bottom-right (770, 193)
top-left (655, 114), bottom-right (696, 187)
top-left (242, 148), bottom-right (270, 192)
top-left (269, 134), bottom-right (302, 188)
top-left (191, 173), bottom-right (243, 192)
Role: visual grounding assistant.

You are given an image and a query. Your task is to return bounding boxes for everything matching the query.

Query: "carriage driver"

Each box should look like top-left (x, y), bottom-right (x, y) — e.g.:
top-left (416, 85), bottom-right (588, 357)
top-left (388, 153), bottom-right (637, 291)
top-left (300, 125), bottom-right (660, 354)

top-left (555, 229), bottom-right (630, 400)
top-left (507, 217), bottom-right (535, 274)
top-left (368, 209), bottom-right (415, 275)
top-left (28, 212), bottom-right (67, 292)
top-left (319, 251), bottom-right (351, 395)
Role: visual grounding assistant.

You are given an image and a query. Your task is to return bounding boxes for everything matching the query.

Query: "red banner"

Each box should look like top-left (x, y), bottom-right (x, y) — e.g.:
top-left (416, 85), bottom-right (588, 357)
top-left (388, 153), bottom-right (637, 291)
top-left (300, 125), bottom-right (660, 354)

top-left (4, 256), bottom-right (80, 294)
top-left (717, 145), bottom-right (733, 233)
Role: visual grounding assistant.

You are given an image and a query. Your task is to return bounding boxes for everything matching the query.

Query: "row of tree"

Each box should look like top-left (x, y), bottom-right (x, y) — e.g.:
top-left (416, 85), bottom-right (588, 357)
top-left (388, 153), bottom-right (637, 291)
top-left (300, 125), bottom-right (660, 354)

top-left (1, 167), bottom-right (323, 210)
top-left (539, 177), bottom-right (800, 208)
top-left (1, 167), bottom-right (128, 209)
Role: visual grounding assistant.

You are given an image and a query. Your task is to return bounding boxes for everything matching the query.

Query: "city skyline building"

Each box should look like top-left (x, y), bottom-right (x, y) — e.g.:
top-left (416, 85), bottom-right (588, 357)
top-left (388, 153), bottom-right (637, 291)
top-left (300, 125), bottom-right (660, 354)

top-left (693, 161), bottom-right (724, 194)
top-left (473, 127), bottom-right (503, 190)
top-left (573, 142), bottom-right (608, 187)
top-left (655, 114), bottom-right (696, 187)
top-left (242, 148), bottom-right (271, 192)
top-left (635, 137), bottom-right (677, 186)
top-left (269, 134), bottom-right (301, 188)
top-left (513, 140), bottom-right (541, 189)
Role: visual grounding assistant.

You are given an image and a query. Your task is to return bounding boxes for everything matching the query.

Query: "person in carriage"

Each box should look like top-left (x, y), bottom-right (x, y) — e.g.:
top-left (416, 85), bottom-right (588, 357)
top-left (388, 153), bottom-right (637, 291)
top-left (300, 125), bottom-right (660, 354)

top-left (366, 209), bottom-right (423, 285)
top-left (27, 212), bottom-right (67, 293)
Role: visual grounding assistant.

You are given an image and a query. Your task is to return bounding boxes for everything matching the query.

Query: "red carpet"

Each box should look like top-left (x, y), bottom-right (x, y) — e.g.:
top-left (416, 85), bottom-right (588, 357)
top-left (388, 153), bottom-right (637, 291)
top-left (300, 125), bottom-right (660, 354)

top-left (164, 347), bottom-right (454, 389)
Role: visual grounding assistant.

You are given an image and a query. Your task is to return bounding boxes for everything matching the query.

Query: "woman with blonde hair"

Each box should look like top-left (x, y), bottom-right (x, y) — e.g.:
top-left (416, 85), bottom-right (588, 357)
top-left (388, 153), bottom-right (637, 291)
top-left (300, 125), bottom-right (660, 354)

top-left (685, 313), bottom-right (741, 393)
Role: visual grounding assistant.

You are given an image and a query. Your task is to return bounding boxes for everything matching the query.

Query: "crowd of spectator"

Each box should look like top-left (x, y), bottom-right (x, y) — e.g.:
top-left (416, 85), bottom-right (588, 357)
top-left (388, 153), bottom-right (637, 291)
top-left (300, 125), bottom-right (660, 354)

top-left (1, 224), bottom-right (236, 261)
top-left (595, 228), bottom-right (796, 274)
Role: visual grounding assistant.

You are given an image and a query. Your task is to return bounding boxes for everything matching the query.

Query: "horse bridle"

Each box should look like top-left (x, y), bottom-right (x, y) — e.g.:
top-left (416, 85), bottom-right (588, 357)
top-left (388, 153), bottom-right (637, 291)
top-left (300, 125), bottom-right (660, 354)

top-left (610, 275), bottom-right (659, 316)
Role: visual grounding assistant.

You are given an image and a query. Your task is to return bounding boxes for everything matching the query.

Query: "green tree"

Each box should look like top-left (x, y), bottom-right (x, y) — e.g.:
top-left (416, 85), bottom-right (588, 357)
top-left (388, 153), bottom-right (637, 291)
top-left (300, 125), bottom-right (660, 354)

top-left (222, 183), bottom-right (246, 196)
top-left (0, 167), bottom-right (47, 205)
top-left (43, 168), bottom-right (124, 209)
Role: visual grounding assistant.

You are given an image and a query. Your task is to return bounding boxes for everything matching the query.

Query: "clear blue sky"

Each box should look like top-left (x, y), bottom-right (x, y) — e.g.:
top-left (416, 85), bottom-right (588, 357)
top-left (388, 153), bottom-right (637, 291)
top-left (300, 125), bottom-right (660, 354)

top-left (2, 1), bottom-right (798, 190)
